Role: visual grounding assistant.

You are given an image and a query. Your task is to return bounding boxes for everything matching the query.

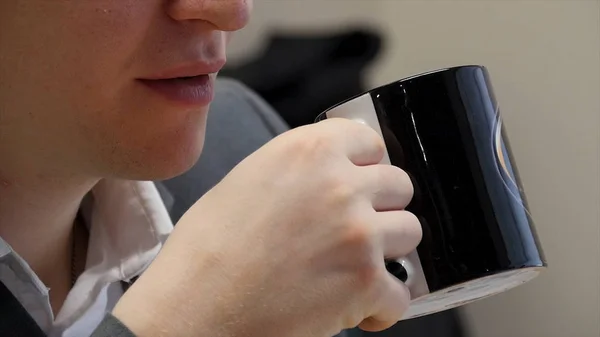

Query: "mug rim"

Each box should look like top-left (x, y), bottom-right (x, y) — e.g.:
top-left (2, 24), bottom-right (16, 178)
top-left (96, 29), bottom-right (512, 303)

top-left (315, 64), bottom-right (486, 122)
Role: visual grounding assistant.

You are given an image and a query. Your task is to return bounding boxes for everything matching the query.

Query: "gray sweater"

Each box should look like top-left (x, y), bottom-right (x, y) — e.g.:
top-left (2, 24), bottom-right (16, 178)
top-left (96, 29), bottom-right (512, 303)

top-left (91, 314), bottom-right (136, 337)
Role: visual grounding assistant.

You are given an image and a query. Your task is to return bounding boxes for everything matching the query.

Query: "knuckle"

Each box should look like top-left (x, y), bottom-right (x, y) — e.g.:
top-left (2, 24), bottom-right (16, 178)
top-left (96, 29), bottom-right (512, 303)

top-left (358, 123), bottom-right (386, 155)
top-left (355, 264), bottom-right (380, 293)
top-left (371, 134), bottom-right (387, 158)
top-left (381, 165), bottom-right (409, 182)
top-left (378, 166), bottom-right (414, 196)
top-left (399, 286), bottom-right (412, 311)
top-left (341, 223), bottom-right (380, 288)
top-left (286, 129), bottom-right (335, 161)
top-left (342, 222), bottom-right (374, 249)
top-left (403, 211), bottom-right (423, 242)
top-left (325, 117), bottom-right (385, 148)
top-left (327, 177), bottom-right (357, 205)
top-left (308, 133), bottom-right (336, 154)
top-left (352, 122), bottom-right (386, 158)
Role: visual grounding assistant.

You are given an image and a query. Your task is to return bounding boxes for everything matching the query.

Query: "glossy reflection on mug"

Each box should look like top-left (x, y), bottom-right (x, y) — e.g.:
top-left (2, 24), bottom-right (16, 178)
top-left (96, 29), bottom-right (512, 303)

top-left (316, 65), bottom-right (546, 320)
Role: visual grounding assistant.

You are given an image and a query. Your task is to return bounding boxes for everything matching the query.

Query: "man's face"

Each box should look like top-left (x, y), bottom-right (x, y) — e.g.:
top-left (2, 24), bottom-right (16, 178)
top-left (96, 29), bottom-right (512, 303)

top-left (0, 0), bottom-right (251, 180)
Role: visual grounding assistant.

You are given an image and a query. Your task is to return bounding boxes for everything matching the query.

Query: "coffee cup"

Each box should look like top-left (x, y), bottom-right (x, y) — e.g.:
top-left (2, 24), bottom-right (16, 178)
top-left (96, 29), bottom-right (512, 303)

top-left (315, 65), bottom-right (546, 320)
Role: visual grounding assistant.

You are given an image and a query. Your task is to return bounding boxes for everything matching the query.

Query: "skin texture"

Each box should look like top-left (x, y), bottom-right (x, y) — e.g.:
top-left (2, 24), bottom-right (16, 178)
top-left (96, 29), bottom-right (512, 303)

top-left (113, 119), bottom-right (422, 336)
top-left (0, 1), bottom-right (422, 335)
top-left (0, 0), bottom-right (250, 180)
top-left (0, 0), bottom-right (251, 314)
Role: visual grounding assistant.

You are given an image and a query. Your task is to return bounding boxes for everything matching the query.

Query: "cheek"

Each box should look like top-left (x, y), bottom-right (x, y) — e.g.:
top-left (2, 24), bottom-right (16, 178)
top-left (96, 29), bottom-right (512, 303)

top-left (63, 3), bottom-right (156, 91)
top-left (0, 1), bottom-right (153, 158)
top-left (1, 1), bottom-right (157, 117)
top-left (2, 0), bottom-right (209, 179)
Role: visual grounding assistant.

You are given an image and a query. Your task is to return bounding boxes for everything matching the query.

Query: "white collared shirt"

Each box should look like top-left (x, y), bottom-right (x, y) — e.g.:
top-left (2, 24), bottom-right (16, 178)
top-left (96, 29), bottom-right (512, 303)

top-left (0, 179), bottom-right (174, 337)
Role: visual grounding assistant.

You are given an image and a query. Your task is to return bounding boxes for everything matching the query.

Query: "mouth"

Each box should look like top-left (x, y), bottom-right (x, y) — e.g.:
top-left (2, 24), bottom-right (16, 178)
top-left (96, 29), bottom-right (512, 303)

top-left (138, 60), bottom-right (225, 106)
top-left (139, 75), bottom-right (214, 106)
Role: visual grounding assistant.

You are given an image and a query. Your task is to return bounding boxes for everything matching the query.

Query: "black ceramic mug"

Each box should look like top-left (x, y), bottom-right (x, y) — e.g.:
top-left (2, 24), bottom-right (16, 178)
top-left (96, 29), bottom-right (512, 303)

top-left (315, 65), bottom-right (546, 320)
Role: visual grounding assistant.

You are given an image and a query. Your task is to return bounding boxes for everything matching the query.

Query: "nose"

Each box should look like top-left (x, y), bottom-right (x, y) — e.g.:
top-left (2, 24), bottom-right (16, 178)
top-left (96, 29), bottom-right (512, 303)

top-left (167, 0), bottom-right (252, 31)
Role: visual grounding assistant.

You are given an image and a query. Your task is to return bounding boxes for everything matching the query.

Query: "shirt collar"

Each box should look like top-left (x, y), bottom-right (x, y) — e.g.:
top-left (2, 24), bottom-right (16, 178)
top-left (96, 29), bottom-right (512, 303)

top-left (80, 179), bottom-right (174, 282)
top-left (0, 179), bottom-right (175, 332)
top-left (0, 179), bottom-right (174, 284)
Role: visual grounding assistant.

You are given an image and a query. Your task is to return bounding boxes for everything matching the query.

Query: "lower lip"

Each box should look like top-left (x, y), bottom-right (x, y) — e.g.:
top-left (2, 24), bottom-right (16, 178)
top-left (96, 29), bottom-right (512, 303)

top-left (139, 75), bottom-right (214, 106)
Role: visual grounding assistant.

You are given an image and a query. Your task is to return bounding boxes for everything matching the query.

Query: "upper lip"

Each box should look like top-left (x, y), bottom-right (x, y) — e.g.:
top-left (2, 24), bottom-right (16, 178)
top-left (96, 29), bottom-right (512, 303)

top-left (142, 59), bottom-right (226, 80)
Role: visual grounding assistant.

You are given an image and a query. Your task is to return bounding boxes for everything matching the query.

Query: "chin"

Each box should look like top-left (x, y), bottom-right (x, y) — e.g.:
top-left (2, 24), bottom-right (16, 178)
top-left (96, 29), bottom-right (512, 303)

top-left (105, 123), bottom-right (208, 182)
top-left (145, 145), bottom-right (205, 181)
top-left (115, 143), bottom-right (205, 181)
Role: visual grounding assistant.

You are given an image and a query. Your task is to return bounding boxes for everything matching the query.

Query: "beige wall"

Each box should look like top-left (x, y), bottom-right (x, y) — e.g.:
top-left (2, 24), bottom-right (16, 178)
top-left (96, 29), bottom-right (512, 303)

top-left (229, 1), bottom-right (600, 336)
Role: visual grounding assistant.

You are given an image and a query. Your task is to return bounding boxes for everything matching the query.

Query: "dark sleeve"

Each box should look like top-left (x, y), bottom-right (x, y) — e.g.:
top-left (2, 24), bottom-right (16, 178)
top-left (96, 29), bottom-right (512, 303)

top-left (90, 314), bottom-right (136, 337)
top-left (89, 313), bottom-right (351, 337)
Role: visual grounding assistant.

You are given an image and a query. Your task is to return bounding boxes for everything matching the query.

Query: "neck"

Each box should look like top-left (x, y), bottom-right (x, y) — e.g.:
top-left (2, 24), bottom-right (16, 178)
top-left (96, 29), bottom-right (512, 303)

top-left (0, 167), bottom-right (98, 285)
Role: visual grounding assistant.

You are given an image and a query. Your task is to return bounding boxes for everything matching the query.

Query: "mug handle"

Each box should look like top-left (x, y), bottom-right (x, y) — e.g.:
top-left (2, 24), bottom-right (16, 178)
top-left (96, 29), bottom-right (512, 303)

top-left (385, 259), bottom-right (409, 282)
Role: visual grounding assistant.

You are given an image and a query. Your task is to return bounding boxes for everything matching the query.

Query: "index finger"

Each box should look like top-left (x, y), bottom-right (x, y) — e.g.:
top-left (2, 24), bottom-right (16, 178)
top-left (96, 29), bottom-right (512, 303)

top-left (317, 117), bottom-right (386, 166)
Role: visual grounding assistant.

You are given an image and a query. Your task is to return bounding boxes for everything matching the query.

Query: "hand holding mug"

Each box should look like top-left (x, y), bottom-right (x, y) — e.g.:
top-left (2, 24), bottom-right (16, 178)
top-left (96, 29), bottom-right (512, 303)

top-left (113, 118), bottom-right (422, 337)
